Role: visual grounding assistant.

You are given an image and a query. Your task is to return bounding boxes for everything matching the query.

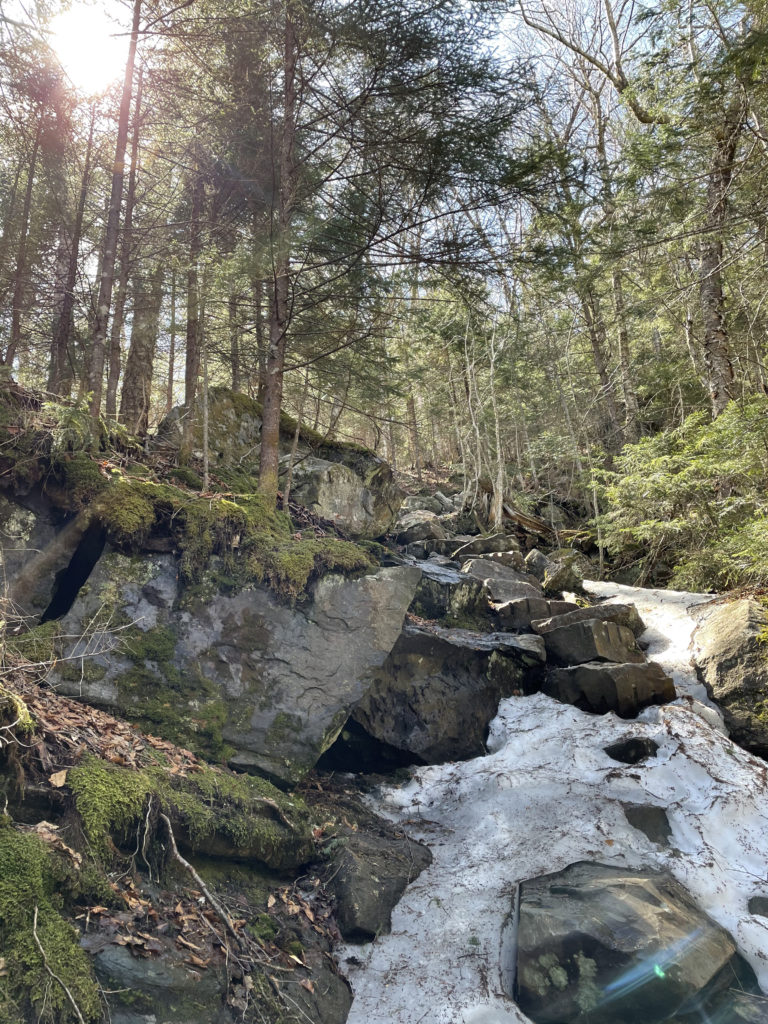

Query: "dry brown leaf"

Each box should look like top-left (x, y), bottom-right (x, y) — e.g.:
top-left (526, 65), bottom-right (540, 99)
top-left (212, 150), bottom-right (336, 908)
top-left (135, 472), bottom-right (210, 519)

top-left (185, 954), bottom-right (210, 968)
top-left (300, 978), bottom-right (315, 994)
top-left (176, 935), bottom-right (201, 951)
top-left (49, 769), bottom-right (68, 788)
top-left (267, 894), bottom-right (276, 909)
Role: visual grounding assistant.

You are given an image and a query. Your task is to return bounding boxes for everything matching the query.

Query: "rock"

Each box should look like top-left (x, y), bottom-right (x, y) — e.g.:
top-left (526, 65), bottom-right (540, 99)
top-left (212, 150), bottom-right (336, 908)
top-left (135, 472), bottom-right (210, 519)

top-left (401, 494), bottom-right (443, 514)
top-left (532, 602), bottom-right (646, 638)
top-left (693, 599), bottom-right (768, 758)
top-left (408, 561), bottom-right (491, 626)
top-left (394, 510), bottom-right (446, 544)
top-left (327, 832), bottom-right (432, 942)
top-left (350, 623), bottom-right (545, 763)
top-left (496, 597), bottom-right (580, 631)
top-left (155, 388), bottom-right (403, 538)
top-left (476, 548), bottom-right (525, 570)
top-left (286, 455), bottom-right (399, 539)
top-left (403, 541), bottom-right (429, 559)
top-left (495, 597), bottom-right (552, 630)
top-left (94, 944), bottom-right (231, 1024)
top-left (461, 558), bottom-right (544, 603)
top-left (508, 861), bottom-right (759, 1024)
top-left (49, 554), bottom-right (420, 785)
top-left (542, 556), bottom-right (583, 595)
top-left (432, 490), bottom-right (455, 513)
top-left (748, 896), bottom-right (768, 917)
top-left (543, 618), bottom-right (645, 666)
top-left (677, 991), bottom-right (768, 1024)
top-left (543, 660), bottom-right (676, 717)
top-left (524, 548), bottom-right (550, 582)
top-left (603, 736), bottom-right (659, 764)
top-left (622, 803), bottom-right (672, 846)
top-left (452, 533), bottom-right (520, 560)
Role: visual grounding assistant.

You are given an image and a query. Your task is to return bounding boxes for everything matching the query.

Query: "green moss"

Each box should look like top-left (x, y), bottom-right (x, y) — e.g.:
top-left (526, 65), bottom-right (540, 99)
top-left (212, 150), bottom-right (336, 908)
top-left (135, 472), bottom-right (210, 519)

top-left (0, 683), bottom-right (34, 734)
top-left (123, 625), bottom-right (178, 664)
top-left (68, 757), bottom-right (154, 856)
top-left (4, 621), bottom-right (60, 665)
top-left (66, 756), bottom-right (313, 872)
top-left (56, 659), bottom-right (107, 684)
top-left (52, 453), bottom-right (108, 507)
top-left (95, 480), bottom-right (157, 547)
top-left (168, 466), bottom-right (203, 490)
top-left (0, 828), bottom-right (101, 1023)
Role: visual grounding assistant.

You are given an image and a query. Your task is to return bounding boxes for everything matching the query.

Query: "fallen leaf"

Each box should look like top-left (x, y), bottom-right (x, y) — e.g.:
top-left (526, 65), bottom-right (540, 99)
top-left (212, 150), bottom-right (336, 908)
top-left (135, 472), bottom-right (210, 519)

top-left (300, 978), bottom-right (315, 993)
top-left (185, 954), bottom-right (210, 968)
top-left (176, 935), bottom-right (201, 951)
top-left (267, 894), bottom-right (276, 908)
top-left (49, 769), bottom-right (68, 788)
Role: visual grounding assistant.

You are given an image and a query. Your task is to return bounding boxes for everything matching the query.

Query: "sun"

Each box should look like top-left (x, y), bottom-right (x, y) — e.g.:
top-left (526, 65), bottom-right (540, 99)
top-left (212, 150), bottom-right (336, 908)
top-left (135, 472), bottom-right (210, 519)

top-left (48, 2), bottom-right (130, 96)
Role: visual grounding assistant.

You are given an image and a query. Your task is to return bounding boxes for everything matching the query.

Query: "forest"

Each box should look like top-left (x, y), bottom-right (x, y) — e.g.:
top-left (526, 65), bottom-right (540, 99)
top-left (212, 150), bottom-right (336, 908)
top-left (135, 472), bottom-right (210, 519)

top-left (2, 0), bottom-right (768, 588)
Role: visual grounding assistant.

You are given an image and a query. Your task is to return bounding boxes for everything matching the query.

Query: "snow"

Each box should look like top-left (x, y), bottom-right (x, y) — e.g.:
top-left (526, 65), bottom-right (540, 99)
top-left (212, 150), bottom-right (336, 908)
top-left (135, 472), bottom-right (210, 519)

top-left (341, 582), bottom-right (768, 1023)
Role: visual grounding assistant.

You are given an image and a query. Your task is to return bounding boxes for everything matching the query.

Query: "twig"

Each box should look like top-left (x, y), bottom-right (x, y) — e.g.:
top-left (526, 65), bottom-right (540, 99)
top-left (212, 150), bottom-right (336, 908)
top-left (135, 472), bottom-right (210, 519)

top-left (255, 797), bottom-right (294, 830)
top-left (32, 906), bottom-right (86, 1024)
top-left (159, 813), bottom-right (241, 945)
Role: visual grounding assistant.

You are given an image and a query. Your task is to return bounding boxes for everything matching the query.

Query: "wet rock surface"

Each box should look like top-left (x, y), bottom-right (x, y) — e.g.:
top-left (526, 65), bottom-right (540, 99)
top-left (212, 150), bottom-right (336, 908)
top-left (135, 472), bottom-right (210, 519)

top-left (532, 602), bottom-right (646, 638)
top-left (543, 618), bottom-right (646, 666)
top-left (510, 861), bottom-right (760, 1024)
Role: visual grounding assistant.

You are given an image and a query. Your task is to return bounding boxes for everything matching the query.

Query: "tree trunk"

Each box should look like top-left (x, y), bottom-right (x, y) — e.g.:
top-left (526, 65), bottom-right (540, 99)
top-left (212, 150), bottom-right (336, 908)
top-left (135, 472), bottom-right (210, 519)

top-left (166, 268), bottom-right (177, 414)
top-left (106, 69), bottom-right (144, 419)
top-left (611, 270), bottom-right (641, 440)
top-left (581, 291), bottom-right (622, 446)
top-left (48, 107), bottom-right (95, 396)
top-left (184, 171), bottom-right (204, 412)
top-left (229, 292), bottom-right (241, 391)
top-left (258, 5), bottom-right (297, 502)
top-left (4, 118), bottom-right (41, 367)
top-left (699, 111), bottom-right (741, 417)
top-left (119, 263), bottom-right (164, 435)
top-left (88, 0), bottom-right (143, 420)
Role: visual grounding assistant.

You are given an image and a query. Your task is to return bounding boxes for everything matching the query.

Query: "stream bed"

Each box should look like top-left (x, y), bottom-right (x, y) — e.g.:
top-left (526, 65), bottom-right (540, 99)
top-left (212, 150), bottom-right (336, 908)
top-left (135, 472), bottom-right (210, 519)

top-left (340, 583), bottom-right (768, 1023)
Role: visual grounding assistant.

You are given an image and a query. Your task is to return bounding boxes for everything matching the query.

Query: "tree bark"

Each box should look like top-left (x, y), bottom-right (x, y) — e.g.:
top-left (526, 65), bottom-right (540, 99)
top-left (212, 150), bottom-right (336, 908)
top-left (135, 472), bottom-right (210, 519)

top-left (581, 291), bottom-right (622, 447)
top-left (611, 270), bottom-right (641, 440)
top-left (166, 268), bottom-right (177, 414)
top-left (48, 107), bottom-right (96, 396)
top-left (184, 171), bottom-right (204, 412)
top-left (229, 292), bottom-right (241, 391)
top-left (4, 118), bottom-right (41, 367)
top-left (119, 262), bottom-right (164, 435)
top-left (699, 106), bottom-right (742, 417)
top-left (258, 4), bottom-right (297, 502)
top-left (106, 69), bottom-right (144, 419)
top-left (87, 0), bottom-right (143, 420)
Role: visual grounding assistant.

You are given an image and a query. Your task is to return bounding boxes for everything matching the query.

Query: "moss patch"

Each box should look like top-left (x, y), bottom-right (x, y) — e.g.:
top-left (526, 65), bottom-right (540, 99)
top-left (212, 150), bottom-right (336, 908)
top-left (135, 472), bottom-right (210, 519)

top-left (67, 756), bottom-right (313, 872)
top-left (0, 826), bottom-right (101, 1023)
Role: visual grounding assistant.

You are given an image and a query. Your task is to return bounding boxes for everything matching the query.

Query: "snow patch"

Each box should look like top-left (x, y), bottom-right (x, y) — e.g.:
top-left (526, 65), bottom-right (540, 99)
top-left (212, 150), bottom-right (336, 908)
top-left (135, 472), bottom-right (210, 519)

top-left (341, 583), bottom-right (768, 1023)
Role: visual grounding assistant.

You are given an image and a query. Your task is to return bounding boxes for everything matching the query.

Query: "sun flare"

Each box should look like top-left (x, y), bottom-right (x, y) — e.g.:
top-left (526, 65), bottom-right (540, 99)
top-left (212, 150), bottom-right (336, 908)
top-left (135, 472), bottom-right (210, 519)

top-left (48, 2), bottom-right (129, 96)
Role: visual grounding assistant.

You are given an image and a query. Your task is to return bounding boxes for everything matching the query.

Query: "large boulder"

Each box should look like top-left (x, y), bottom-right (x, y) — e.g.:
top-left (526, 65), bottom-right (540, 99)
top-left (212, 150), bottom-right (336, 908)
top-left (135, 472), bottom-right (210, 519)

top-left (350, 623), bottom-right (545, 763)
top-left (461, 559), bottom-right (544, 603)
top-left (543, 618), bottom-right (645, 666)
top-left (532, 602), bottom-right (645, 637)
top-left (394, 510), bottom-right (446, 544)
top-left (508, 861), bottom-right (760, 1024)
top-left (327, 832), bottom-right (432, 942)
top-left (47, 552), bottom-right (420, 785)
top-left (408, 560), bottom-right (492, 627)
top-left (543, 660), bottom-right (675, 717)
top-left (693, 599), bottom-right (768, 758)
top-left (285, 455), bottom-right (399, 539)
top-left (155, 388), bottom-right (403, 538)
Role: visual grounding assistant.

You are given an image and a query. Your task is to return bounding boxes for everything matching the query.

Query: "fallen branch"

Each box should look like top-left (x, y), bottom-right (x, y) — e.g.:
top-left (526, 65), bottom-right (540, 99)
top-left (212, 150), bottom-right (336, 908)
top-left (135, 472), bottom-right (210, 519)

top-left (32, 905), bottom-right (86, 1024)
top-left (159, 813), bottom-right (241, 946)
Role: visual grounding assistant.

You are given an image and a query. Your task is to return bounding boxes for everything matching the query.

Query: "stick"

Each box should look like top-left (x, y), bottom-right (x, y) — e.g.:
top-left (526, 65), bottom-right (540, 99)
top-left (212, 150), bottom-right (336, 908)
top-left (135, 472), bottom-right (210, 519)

top-left (32, 906), bottom-right (86, 1024)
top-left (159, 813), bottom-right (241, 945)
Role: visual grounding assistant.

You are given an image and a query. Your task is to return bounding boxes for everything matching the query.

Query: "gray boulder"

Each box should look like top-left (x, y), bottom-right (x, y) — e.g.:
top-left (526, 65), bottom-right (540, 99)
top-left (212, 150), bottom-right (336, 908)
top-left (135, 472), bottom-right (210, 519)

top-left (543, 618), bottom-right (645, 666)
top-left (495, 597), bottom-right (580, 632)
top-left (286, 455), bottom-right (399, 539)
top-left (401, 494), bottom-right (443, 514)
top-left (508, 861), bottom-right (759, 1024)
top-left (351, 623), bottom-right (545, 763)
top-left (524, 548), bottom-right (550, 582)
top-left (409, 561), bottom-right (491, 626)
top-left (49, 552), bottom-right (420, 785)
top-left (543, 660), bottom-right (675, 717)
top-left (394, 510), bottom-right (446, 544)
top-left (461, 559), bottom-right (544, 603)
top-left (452, 533), bottom-right (520, 561)
top-left (532, 602), bottom-right (645, 638)
top-left (327, 832), bottom-right (432, 942)
top-left (693, 599), bottom-right (768, 758)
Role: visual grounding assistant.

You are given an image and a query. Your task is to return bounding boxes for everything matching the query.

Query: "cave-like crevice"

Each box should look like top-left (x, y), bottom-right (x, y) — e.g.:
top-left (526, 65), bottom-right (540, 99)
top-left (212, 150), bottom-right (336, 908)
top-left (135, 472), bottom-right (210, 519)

top-left (316, 718), bottom-right (426, 774)
top-left (40, 520), bottom-right (106, 623)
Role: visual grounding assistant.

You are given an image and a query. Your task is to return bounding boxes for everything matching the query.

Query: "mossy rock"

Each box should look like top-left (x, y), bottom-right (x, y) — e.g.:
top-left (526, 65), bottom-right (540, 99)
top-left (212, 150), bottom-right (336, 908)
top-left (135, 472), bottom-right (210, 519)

top-left (0, 826), bottom-right (102, 1023)
top-left (67, 756), bottom-right (314, 871)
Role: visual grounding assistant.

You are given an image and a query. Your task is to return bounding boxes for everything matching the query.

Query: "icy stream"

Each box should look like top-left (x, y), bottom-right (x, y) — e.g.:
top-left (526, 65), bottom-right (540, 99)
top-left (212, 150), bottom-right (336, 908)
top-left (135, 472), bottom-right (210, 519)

top-left (341, 582), bottom-right (768, 1023)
